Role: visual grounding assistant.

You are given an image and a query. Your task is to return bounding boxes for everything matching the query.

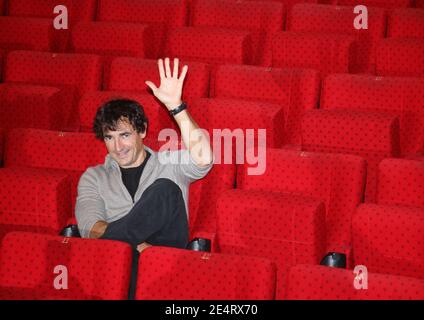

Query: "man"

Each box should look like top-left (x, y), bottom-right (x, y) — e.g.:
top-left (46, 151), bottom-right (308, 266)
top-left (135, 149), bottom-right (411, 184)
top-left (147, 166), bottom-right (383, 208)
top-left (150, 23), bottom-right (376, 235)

top-left (75, 58), bottom-right (213, 296)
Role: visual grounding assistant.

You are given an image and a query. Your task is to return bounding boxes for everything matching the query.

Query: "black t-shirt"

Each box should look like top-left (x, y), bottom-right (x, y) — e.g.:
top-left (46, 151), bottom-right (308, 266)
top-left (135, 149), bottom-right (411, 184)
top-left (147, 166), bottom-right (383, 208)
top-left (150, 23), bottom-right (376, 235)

top-left (120, 151), bottom-right (151, 201)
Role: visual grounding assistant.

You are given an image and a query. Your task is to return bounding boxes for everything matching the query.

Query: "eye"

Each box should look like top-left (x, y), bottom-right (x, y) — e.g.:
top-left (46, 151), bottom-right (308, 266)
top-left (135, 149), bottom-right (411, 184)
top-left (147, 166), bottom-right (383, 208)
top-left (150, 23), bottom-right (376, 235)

top-left (122, 133), bottom-right (131, 138)
top-left (104, 136), bottom-right (112, 141)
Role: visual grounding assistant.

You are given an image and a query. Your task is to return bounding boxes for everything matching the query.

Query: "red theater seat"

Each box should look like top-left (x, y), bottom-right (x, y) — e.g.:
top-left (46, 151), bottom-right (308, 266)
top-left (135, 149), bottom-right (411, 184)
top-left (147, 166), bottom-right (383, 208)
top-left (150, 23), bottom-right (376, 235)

top-left (212, 65), bottom-right (320, 146)
top-left (0, 16), bottom-right (54, 51)
top-left (216, 189), bottom-right (326, 299)
top-left (287, 264), bottom-right (424, 300)
top-left (272, 32), bottom-right (355, 77)
top-left (376, 38), bottom-right (424, 77)
top-left (97, 0), bottom-right (187, 58)
top-left (302, 109), bottom-right (400, 202)
top-left (4, 128), bottom-right (106, 214)
top-left (165, 27), bottom-right (253, 66)
top-left (0, 83), bottom-right (73, 131)
top-left (0, 168), bottom-right (71, 239)
top-left (0, 232), bottom-right (132, 300)
top-left (7, 0), bottom-right (96, 21)
top-left (321, 74), bottom-right (424, 157)
top-left (136, 247), bottom-right (276, 300)
top-left (192, 97), bottom-right (285, 149)
top-left (237, 148), bottom-right (366, 260)
top-left (7, 0), bottom-right (97, 51)
top-left (191, 0), bottom-right (285, 66)
top-left (106, 58), bottom-right (210, 106)
top-left (335, 0), bottom-right (412, 8)
top-left (4, 51), bottom-right (102, 129)
top-left (353, 203), bottom-right (424, 279)
top-left (288, 4), bottom-right (386, 73)
top-left (388, 8), bottom-right (424, 38)
top-left (377, 158), bottom-right (424, 208)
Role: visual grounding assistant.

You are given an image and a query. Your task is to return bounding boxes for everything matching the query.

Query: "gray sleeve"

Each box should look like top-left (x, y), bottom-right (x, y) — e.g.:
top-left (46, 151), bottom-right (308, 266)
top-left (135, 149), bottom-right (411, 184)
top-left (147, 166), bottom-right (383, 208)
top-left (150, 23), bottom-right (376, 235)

top-left (177, 149), bottom-right (213, 182)
top-left (75, 169), bottom-right (106, 238)
top-left (159, 149), bottom-right (213, 182)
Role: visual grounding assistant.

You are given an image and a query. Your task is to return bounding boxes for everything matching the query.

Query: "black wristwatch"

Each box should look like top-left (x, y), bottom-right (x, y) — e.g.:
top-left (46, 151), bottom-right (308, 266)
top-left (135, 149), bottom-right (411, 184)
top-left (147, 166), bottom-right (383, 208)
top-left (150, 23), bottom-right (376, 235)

top-left (169, 102), bottom-right (187, 116)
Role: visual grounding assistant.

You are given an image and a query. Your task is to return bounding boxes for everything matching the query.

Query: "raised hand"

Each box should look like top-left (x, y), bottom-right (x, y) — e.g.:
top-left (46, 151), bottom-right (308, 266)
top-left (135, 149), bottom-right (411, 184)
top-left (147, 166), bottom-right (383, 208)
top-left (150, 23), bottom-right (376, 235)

top-left (145, 57), bottom-right (188, 111)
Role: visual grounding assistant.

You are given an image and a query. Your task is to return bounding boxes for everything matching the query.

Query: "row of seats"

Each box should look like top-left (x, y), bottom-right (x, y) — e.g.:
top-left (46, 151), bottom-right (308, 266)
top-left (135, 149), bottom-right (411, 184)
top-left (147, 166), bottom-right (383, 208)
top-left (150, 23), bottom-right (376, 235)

top-left (1, 3), bottom-right (423, 71)
top-left (0, 128), bottom-right (423, 297)
top-left (1, 51), bottom-right (423, 151)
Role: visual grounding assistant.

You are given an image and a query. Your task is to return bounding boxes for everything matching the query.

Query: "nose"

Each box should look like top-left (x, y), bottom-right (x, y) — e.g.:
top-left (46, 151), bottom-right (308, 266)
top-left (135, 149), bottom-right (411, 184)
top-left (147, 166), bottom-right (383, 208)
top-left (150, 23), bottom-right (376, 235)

top-left (114, 138), bottom-right (124, 152)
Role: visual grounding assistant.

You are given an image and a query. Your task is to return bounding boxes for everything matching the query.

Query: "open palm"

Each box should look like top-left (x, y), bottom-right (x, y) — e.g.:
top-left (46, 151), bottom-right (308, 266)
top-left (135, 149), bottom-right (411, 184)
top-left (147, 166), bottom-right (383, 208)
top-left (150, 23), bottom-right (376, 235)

top-left (145, 57), bottom-right (188, 110)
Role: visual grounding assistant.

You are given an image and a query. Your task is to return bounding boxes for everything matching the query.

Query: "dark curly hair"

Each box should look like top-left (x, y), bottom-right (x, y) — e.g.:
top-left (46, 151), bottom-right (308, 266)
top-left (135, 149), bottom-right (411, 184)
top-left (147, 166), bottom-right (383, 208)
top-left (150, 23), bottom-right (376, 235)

top-left (93, 99), bottom-right (149, 140)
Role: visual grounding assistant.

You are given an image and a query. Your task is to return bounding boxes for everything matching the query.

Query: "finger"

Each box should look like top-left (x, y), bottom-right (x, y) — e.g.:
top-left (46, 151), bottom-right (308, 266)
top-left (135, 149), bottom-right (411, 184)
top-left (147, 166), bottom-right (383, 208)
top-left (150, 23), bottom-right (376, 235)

top-left (158, 59), bottom-right (165, 80)
top-left (164, 57), bottom-right (171, 78)
top-left (173, 58), bottom-right (179, 78)
top-left (145, 81), bottom-right (158, 93)
top-left (179, 65), bottom-right (188, 82)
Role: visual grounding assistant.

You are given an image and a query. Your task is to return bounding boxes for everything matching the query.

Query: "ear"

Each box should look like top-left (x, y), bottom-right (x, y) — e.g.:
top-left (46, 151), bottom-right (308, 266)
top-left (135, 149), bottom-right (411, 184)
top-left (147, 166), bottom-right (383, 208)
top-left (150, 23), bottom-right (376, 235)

top-left (140, 123), bottom-right (147, 139)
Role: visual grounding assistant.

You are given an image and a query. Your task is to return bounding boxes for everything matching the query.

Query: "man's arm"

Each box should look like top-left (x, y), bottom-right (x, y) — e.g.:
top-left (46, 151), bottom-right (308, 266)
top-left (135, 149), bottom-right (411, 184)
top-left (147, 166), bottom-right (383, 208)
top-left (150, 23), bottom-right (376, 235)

top-left (145, 58), bottom-right (213, 167)
top-left (89, 221), bottom-right (108, 239)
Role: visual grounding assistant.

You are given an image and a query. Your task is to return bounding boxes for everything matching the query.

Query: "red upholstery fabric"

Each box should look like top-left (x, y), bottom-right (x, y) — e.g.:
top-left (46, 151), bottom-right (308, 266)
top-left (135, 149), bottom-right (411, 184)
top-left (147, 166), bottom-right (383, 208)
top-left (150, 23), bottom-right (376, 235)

top-left (0, 168), bottom-right (71, 234)
top-left (78, 91), bottom-right (170, 143)
top-left (336, 0), bottom-right (412, 8)
top-left (376, 38), bottom-right (424, 77)
top-left (417, 0), bottom-right (424, 8)
top-left (212, 65), bottom-right (320, 146)
top-left (70, 21), bottom-right (150, 85)
top-left (287, 264), bottom-right (424, 300)
top-left (189, 163), bottom-right (236, 234)
top-left (7, 0), bottom-right (96, 21)
top-left (0, 16), bottom-right (54, 51)
top-left (191, 0), bottom-right (285, 66)
top-left (136, 246), bottom-right (276, 300)
top-left (97, 0), bottom-right (187, 58)
top-left (288, 4), bottom-right (386, 73)
top-left (7, 0), bottom-right (97, 51)
top-left (388, 8), bottom-right (424, 38)
top-left (321, 74), bottom-right (424, 156)
top-left (0, 232), bottom-right (132, 300)
top-left (4, 51), bottom-right (102, 129)
top-left (0, 128), bottom-right (4, 163)
top-left (237, 148), bottom-right (366, 255)
top-left (107, 58), bottom-right (210, 106)
top-left (0, 49), bottom-right (4, 81)
top-left (70, 21), bottom-right (149, 58)
top-left (272, 32), bottom-right (356, 77)
top-left (4, 51), bottom-right (102, 97)
top-left (258, 0), bottom-right (317, 9)
top-left (0, 83), bottom-right (73, 130)
top-left (216, 190), bottom-right (326, 299)
top-left (377, 158), bottom-right (424, 208)
top-left (302, 109), bottom-right (400, 202)
top-left (353, 203), bottom-right (424, 279)
top-left (0, 0), bottom-right (3, 14)
top-left (165, 27), bottom-right (253, 66)
top-left (4, 128), bottom-right (106, 214)
top-left (192, 97), bottom-right (285, 149)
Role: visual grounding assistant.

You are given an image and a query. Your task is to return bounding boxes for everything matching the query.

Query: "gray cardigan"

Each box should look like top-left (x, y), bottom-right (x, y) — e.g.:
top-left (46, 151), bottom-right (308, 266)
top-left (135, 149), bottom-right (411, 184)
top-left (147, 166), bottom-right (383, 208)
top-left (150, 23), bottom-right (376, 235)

top-left (75, 146), bottom-right (212, 238)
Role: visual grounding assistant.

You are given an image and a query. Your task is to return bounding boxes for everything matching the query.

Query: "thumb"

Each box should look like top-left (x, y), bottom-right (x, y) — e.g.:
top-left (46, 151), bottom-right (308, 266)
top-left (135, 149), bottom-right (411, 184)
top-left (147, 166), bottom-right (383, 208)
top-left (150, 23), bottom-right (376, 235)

top-left (145, 81), bottom-right (158, 93)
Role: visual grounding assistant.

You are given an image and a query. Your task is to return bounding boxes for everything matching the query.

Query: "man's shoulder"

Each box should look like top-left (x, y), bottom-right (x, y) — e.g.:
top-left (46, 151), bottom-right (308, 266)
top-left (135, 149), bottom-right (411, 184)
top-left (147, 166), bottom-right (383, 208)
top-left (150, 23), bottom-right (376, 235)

top-left (80, 163), bottom-right (108, 181)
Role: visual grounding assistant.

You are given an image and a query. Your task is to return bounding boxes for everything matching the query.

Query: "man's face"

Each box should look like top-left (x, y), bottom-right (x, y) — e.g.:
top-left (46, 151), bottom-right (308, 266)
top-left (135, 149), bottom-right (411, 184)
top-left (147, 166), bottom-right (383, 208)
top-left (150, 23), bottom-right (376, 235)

top-left (103, 120), bottom-right (146, 168)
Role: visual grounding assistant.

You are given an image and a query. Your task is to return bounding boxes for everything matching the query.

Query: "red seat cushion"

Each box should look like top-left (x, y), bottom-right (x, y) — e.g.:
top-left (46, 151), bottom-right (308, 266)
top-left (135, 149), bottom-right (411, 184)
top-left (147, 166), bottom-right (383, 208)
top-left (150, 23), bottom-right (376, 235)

top-left (302, 109), bottom-right (400, 202)
top-left (388, 8), bottom-right (424, 38)
top-left (376, 38), bottom-right (424, 77)
top-left (353, 203), bottom-right (424, 279)
top-left (191, 0), bottom-right (285, 66)
top-left (213, 65), bottom-right (320, 146)
top-left (237, 148), bottom-right (366, 256)
top-left (287, 264), bottom-right (424, 300)
top-left (321, 74), bottom-right (424, 157)
top-left (136, 246), bottom-right (276, 300)
top-left (216, 190), bottom-right (326, 299)
top-left (272, 31), bottom-right (356, 77)
top-left (0, 231), bottom-right (132, 300)
top-left (288, 4), bottom-right (386, 73)
top-left (377, 158), bottom-right (424, 208)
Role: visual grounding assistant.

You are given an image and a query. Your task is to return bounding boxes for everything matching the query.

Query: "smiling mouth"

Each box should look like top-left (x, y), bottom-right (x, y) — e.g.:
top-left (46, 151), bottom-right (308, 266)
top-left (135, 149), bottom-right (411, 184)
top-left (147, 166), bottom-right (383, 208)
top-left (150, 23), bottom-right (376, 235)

top-left (116, 150), bottom-right (129, 159)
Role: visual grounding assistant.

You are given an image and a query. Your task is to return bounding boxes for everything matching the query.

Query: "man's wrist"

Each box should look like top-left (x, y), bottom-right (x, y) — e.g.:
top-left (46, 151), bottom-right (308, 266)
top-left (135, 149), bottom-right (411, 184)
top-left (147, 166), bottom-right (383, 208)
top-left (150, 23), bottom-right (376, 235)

top-left (169, 102), bottom-right (187, 116)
